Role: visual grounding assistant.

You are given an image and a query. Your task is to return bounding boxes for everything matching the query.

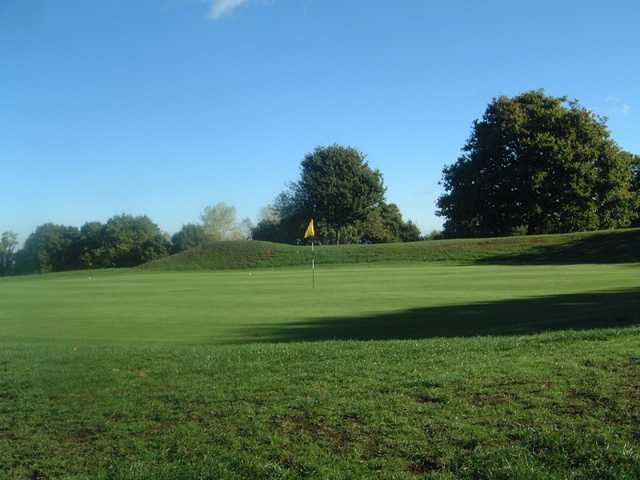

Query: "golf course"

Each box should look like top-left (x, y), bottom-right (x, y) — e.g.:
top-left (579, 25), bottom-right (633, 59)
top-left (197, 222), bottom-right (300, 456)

top-left (2, 231), bottom-right (639, 479)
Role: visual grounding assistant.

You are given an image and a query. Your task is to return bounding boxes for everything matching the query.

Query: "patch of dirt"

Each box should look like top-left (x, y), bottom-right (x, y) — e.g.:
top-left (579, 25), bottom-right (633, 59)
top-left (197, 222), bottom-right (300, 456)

top-left (407, 454), bottom-right (443, 475)
top-left (470, 391), bottom-right (516, 407)
top-left (415, 392), bottom-right (445, 404)
top-left (272, 414), bottom-right (353, 453)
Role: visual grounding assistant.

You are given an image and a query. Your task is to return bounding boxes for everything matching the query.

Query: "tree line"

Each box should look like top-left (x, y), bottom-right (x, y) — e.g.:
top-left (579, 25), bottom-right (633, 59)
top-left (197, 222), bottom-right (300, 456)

top-left (1, 144), bottom-right (423, 275)
top-left (0, 204), bottom-right (256, 276)
top-left (2, 90), bottom-right (639, 275)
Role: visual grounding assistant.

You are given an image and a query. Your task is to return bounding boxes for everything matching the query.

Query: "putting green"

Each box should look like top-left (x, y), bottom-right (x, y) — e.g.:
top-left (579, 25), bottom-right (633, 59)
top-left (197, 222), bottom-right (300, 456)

top-left (2, 263), bottom-right (638, 344)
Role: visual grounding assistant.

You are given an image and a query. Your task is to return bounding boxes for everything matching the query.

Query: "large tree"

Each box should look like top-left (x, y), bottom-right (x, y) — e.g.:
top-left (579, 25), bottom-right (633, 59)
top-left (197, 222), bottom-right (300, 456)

top-left (98, 214), bottom-right (170, 267)
top-left (253, 148), bottom-right (420, 244)
top-left (437, 91), bottom-right (639, 237)
top-left (292, 145), bottom-right (386, 244)
top-left (0, 231), bottom-right (18, 276)
top-left (15, 224), bottom-right (81, 273)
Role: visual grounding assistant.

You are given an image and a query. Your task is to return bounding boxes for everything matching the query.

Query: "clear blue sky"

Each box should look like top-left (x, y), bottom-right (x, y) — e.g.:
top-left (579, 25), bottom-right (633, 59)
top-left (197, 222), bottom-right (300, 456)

top-left (2, 0), bottom-right (638, 242)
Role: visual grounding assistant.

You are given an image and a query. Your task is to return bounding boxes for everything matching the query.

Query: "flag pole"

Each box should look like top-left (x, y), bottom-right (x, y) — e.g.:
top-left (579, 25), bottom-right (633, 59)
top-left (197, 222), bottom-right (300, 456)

top-left (311, 239), bottom-right (316, 289)
top-left (304, 218), bottom-right (316, 289)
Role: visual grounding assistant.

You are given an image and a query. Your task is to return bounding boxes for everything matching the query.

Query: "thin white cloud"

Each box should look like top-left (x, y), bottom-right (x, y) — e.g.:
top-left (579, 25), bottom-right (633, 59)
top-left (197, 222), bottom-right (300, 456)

top-left (209, 0), bottom-right (249, 19)
top-left (606, 96), bottom-right (631, 115)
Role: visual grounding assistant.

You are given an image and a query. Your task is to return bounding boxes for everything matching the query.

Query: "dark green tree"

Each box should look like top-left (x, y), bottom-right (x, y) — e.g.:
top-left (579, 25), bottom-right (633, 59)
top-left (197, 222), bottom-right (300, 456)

top-left (171, 224), bottom-right (208, 253)
top-left (357, 203), bottom-right (421, 243)
top-left (15, 224), bottom-right (81, 273)
top-left (293, 145), bottom-right (386, 244)
top-left (437, 90), bottom-right (638, 237)
top-left (99, 214), bottom-right (170, 267)
top-left (252, 193), bottom-right (306, 243)
top-left (356, 209), bottom-right (396, 244)
top-left (399, 220), bottom-right (422, 242)
top-left (0, 231), bottom-right (18, 276)
top-left (77, 221), bottom-right (106, 268)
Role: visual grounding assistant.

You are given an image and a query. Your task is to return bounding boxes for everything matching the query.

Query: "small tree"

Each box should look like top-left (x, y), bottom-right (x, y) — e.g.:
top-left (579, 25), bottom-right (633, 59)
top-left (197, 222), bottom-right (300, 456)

top-left (171, 224), bottom-right (208, 253)
top-left (201, 202), bottom-right (244, 240)
top-left (0, 231), bottom-right (18, 276)
top-left (238, 218), bottom-right (254, 240)
top-left (399, 221), bottom-right (422, 242)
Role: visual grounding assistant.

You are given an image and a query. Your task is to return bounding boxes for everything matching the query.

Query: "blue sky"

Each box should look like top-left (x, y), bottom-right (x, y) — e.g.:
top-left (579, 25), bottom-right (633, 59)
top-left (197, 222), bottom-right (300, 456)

top-left (2, 0), bottom-right (638, 242)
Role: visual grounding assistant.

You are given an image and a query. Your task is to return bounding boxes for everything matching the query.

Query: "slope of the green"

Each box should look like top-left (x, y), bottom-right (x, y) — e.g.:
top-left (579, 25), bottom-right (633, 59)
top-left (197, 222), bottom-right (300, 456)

top-left (141, 228), bottom-right (640, 271)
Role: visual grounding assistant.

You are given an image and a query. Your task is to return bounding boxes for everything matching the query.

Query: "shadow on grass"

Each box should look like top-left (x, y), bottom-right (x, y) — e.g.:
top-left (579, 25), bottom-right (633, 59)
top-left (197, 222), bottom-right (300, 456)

top-left (478, 230), bottom-right (640, 265)
top-left (237, 288), bottom-right (640, 343)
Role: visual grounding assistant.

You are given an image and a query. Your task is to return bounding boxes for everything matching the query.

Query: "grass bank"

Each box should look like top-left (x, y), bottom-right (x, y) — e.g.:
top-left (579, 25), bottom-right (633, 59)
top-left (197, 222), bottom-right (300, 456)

top-left (141, 228), bottom-right (640, 272)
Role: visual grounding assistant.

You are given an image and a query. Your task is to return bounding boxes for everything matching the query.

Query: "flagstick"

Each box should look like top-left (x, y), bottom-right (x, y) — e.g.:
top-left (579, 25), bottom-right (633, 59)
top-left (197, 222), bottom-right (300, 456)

top-left (311, 239), bottom-right (316, 289)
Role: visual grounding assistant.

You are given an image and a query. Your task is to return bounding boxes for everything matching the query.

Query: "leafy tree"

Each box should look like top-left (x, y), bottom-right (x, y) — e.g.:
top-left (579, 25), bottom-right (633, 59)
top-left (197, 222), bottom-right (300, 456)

top-left (15, 224), bottom-right (81, 273)
top-left (77, 221), bottom-right (106, 268)
top-left (437, 90), bottom-right (638, 237)
top-left (399, 220), bottom-right (422, 242)
top-left (293, 145), bottom-right (386, 244)
top-left (201, 202), bottom-right (244, 241)
top-left (253, 152), bottom-right (420, 245)
top-left (355, 209), bottom-right (396, 244)
top-left (355, 203), bottom-right (420, 244)
top-left (0, 231), bottom-right (18, 276)
top-left (98, 214), bottom-right (170, 267)
top-left (424, 230), bottom-right (444, 240)
top-left (238, 218), bottom-right (254, 240)
top-left (171, 224), bottom-right (209, 253)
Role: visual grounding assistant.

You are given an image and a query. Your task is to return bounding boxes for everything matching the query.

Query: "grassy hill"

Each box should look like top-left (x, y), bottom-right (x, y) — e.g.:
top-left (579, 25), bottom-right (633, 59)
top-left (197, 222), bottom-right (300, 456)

top-left (142, 228), bottom-right (640, 271)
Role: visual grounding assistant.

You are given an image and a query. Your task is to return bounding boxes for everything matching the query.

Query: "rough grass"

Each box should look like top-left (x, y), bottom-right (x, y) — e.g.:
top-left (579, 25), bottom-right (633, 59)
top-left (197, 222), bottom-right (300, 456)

top-left (2, 330), bottom-right (640, 480)
top-left (1, 262), bottom-right (640, 478)
top-left (141, 228), bottom-right (640, 272)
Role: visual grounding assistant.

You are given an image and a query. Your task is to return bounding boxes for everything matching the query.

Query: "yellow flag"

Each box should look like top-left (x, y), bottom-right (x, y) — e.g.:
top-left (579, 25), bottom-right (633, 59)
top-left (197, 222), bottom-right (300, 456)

top-left (304, 219), bottom-right (315, 239)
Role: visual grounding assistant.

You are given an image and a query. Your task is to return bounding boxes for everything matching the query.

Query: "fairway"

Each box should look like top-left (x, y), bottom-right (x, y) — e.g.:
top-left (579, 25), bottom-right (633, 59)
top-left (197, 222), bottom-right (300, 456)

top-left (2, 263), bottom-right (640, 479)
top-left (1, 263), bottom-right (639, 344)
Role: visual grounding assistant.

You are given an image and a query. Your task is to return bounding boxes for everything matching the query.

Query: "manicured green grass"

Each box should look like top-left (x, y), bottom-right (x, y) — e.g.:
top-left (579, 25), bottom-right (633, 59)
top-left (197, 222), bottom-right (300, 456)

top-left (1, 262), bottom-right (640, 479)
top-left (2, 263), bottom-right (639, 344)
top-left (141, 228), bottom-right (640, 272)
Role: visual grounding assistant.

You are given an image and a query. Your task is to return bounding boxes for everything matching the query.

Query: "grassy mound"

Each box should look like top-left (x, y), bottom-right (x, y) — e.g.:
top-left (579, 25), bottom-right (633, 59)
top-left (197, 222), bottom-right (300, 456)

top-left (142, 228), bottom-right (640, 271)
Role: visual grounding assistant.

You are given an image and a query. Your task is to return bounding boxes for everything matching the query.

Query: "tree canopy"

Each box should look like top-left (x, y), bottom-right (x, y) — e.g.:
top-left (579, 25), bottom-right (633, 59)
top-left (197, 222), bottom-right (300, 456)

top-left (294, 145), bottom-right (386, 243)
top-left (16, 224), bottom-right (81, 273)
top-left (253, 145), bottom-right (420, 244)
top-left (437, 90), bottom-right (639, 237)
